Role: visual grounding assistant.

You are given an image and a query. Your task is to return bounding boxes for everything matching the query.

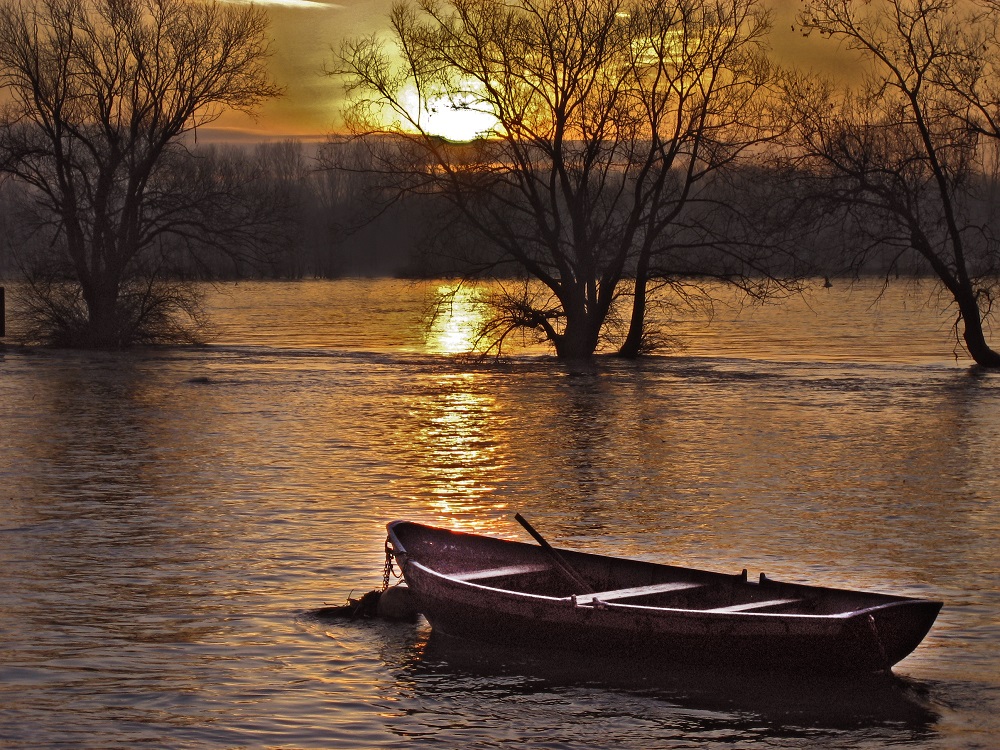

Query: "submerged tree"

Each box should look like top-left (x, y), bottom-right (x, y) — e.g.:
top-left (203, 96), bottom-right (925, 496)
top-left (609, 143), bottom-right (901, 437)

top-left (330, 0), bottom-right (790, 360)
top-left (0, 0), bottom-right (282, 347)
top-left (792, 0), bottom-right (1000, 367)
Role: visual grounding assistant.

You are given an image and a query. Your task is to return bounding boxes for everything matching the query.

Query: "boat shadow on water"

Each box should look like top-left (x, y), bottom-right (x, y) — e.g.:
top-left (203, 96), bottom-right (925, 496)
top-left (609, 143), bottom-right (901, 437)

top-left (301, 606), bottom-right (940, 742)
top-left (401, 629), bottom-right (940, 735)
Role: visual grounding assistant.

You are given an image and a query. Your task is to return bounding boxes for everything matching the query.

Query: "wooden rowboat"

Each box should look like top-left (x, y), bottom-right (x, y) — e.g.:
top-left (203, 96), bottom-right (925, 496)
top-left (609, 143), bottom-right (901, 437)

top-left (386, 519), bottom-right (942, 674)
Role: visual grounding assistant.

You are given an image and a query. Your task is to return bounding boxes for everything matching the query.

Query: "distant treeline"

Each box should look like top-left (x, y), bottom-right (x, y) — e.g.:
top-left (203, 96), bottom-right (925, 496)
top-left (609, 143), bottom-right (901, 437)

top-left (0, 137), bottom-right (976, 283)
top-left (0, 140), bottom-right (428, 281)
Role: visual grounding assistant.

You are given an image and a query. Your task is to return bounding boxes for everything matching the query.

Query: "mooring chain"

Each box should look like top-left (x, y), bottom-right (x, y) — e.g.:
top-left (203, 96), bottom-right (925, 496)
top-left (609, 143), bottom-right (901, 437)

top-left (382, 538), bottom-right (400, 592)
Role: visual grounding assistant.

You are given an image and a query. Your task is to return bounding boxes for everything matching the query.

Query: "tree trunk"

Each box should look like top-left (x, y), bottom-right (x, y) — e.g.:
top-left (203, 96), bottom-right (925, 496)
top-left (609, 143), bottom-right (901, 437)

top-left (553, 314), bottom-right (601, 360)
top-left (958, 295), bottom-right (1000, 367)
top-left (618, 271), bottom-right (648, 359)
top-left (83, 281), bottom-right (123, 349)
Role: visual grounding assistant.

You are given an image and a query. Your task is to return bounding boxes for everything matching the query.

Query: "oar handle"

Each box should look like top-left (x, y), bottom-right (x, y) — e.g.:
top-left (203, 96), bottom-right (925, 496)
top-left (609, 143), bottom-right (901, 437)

top-left (515, 513), bottom-right (594, 594)
top-left (515, 512), bottom-right (554, 549)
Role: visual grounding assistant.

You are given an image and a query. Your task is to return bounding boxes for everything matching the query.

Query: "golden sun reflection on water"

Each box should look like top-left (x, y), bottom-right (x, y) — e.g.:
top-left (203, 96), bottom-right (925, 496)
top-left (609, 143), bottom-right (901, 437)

top-left (426, 285), bottom-right (484, 355)
top-left (405, 373), bottom-right (509, 534)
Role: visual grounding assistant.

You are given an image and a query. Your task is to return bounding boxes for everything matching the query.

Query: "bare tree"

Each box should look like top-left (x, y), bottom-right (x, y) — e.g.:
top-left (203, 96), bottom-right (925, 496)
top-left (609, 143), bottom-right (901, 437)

top-left (793, 0), bottom-right (1000, 366)
top-left (330, 0), bottom-right (788, 360)
top-left (0, 0), bottom-right (282, 347)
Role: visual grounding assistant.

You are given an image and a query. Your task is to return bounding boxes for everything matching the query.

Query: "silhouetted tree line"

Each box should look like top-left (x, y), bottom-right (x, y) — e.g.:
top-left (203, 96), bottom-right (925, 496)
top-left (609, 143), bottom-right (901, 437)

top-left (4, 135), bottom-right (980, 283)
top-left (0, 137), bottom-right (493, 281)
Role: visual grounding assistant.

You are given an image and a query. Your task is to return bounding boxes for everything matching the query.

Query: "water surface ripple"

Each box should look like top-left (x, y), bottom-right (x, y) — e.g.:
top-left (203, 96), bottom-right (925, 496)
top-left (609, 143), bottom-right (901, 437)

top-left (0, 280), bottom-right (997, 748)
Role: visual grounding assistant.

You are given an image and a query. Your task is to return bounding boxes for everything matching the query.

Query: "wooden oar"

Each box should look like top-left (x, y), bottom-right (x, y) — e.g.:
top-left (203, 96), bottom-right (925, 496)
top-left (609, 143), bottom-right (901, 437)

top-left (514, 513), bottom-right (594, 594)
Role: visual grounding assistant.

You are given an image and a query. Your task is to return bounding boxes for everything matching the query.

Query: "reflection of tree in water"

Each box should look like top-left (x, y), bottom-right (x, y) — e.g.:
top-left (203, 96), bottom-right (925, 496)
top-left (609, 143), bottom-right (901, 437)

top-left (543, 374), bottom-right (619, 527)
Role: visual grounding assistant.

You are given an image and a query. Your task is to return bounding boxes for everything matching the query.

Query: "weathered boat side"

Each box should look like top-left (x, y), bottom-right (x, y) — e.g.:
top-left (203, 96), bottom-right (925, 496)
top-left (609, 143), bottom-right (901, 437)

top-left (387, 520), bottom-right (942, 674)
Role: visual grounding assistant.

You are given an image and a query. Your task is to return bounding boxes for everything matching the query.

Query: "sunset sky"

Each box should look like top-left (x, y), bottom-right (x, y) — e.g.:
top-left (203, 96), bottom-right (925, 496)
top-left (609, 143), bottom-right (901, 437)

top-left (210, 0), bottom-right (858, 143)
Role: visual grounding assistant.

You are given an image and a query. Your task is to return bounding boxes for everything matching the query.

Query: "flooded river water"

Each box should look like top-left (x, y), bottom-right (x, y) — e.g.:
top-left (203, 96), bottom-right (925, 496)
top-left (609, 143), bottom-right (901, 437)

top-left (0, 279), bottom-right (997, 748)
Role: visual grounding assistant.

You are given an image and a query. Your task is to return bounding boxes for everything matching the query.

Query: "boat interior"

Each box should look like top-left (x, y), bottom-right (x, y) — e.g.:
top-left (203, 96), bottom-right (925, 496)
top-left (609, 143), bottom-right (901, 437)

top-left (392, 522), bottom-right (904, 616)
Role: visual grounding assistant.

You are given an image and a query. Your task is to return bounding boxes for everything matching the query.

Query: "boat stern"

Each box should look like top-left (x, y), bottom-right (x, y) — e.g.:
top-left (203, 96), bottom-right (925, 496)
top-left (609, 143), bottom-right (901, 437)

top-left (850, 599), bottom-right (943, 670)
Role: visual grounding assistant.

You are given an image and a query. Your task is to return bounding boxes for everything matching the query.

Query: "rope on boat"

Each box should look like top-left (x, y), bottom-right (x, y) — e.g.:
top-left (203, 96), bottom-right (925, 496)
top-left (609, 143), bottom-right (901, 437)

top-left (866, 614), bottom-right (891, 671)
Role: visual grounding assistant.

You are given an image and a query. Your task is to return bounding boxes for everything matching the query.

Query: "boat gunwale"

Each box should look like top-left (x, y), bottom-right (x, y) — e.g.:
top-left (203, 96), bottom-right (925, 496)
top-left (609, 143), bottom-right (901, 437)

top-left (388, 520), bottom-right (753, 583)
top-left (407, 559), bottom-right (925, 621)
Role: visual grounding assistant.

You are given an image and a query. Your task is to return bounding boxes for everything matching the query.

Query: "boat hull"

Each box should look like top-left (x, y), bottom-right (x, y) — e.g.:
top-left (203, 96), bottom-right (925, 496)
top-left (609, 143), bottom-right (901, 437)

top-left (388, 521), bottom-right (941, 674)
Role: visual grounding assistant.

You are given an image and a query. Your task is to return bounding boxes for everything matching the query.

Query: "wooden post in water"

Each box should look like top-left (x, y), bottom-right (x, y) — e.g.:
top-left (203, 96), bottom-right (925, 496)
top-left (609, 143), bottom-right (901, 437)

top-left (1, 286), bottom-right (4, 338)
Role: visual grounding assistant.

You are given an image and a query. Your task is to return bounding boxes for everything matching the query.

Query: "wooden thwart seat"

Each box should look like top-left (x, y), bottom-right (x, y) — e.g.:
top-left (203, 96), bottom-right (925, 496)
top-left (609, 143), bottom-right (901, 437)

top-left (704, 598), bottom-right (801, 613)
top-left (573, 581), bottom-right (703, 605)
top-left (451, 563), bottom-right (551, 581)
